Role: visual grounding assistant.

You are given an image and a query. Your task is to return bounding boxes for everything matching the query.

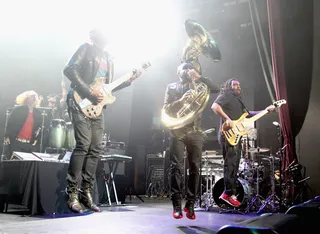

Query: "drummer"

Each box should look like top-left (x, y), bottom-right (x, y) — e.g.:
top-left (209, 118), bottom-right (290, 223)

top-left (46, 94), bottom-right (65, 119)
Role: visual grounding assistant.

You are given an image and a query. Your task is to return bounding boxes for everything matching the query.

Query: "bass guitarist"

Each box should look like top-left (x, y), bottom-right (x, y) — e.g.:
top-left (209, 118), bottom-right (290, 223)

top-left (63, 29), bottom-right (140, 213)
top-left (211, 78), bottom-right (274, 207)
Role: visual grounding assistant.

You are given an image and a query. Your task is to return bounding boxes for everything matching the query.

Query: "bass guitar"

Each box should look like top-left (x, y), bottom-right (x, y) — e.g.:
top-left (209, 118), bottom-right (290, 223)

top-left (222, 99), bottom-right (287, 146)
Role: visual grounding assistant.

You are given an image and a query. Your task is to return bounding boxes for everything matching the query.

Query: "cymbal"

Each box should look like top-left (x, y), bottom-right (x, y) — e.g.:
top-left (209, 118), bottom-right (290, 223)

top-left (248, 147), bottom-right (270, 153)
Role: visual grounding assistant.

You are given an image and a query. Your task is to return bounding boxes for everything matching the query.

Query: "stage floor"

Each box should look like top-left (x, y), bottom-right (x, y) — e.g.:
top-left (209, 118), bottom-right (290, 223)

top-left (0, 197), bottom-right (260, 234)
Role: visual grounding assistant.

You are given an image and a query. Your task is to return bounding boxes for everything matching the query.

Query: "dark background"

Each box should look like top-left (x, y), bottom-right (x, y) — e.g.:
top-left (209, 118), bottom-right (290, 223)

top-left (0, 0), bottom-right (318, 197)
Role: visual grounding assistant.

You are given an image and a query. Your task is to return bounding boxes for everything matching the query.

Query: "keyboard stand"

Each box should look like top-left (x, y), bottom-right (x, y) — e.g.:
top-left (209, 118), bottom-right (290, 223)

top-left (102, 160), bottom-right (121, 206)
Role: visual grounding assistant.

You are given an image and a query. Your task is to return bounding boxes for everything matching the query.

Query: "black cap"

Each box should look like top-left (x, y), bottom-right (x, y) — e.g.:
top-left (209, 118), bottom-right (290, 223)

top-left (177, 62), bottom-right (194, 75)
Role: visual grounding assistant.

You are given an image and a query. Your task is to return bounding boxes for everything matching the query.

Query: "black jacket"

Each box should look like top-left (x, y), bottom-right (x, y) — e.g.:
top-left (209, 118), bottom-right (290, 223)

top-left (5, 105), bottom-right (42, 143)
top-left (163, 77), bottom-right (220, 134)
top-left (63, 43), bottom-right (130, 103)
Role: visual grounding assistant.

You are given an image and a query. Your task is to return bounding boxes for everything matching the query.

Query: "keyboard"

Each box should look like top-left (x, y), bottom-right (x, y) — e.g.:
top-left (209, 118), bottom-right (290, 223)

top-left (100, 154), bottom-right (132, 162)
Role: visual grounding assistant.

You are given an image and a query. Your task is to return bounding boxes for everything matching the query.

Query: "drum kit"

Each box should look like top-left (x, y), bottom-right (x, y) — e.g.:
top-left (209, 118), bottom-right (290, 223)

top-left (197, 130), bottom-right (283, 214)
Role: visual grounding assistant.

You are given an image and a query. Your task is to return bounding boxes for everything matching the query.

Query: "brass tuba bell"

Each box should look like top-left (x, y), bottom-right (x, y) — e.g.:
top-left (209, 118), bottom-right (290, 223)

top-left (161, 19), bottom-right (221, 130)
top-left (182, 19), bottom-right (221, 74)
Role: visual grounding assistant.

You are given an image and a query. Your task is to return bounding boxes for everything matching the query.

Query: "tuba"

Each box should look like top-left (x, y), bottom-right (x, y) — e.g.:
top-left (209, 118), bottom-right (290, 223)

top-left (161, 19), bottom-right (221, 130)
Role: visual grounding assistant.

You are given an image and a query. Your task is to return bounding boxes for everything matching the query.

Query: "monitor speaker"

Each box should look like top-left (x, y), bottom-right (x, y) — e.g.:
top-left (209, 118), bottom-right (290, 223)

top-left (285, 197), bottom-right (320, 229)
top-left (216, 213), bottom-right (302, 234)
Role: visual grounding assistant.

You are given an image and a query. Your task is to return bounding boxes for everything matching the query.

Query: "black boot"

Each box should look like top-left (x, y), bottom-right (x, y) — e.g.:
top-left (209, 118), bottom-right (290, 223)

top-left (67, 190), bottom-right (83, 214)
top-left (80, 188), bottom-right (101, 212)
top-left (172, 199), bottom-right (183, 219)
top-left (184, 200), bottom-right (196, 220)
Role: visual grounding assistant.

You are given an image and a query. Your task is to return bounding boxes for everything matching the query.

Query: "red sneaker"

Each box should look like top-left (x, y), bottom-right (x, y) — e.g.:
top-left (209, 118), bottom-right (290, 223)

top-left (172, 209), bottom-right (183, 219)
top-left (219, 192), bottom-right (241, 207)
top-left (183, 201), bottom-right (196, 220)
top-left (172, 199), bottom-right (183, 219)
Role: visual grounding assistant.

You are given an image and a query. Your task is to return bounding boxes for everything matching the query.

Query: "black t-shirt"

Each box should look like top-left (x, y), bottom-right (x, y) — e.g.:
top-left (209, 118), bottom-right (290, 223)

top-left (214, 91), bottom-right (248, 135)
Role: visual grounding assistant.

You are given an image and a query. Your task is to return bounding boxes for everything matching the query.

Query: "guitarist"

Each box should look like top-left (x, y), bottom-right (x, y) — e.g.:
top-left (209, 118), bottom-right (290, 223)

top-left (63, 29), bottom-right (140, 213)
top-left (211, 78), bottom-right (274, 207)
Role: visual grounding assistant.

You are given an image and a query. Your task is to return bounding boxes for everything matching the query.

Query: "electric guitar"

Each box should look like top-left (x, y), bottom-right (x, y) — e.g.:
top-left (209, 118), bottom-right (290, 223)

top-left (73, 61), bottom-right (151, 118)
top-left (222, 99), bottom-right (287, 146)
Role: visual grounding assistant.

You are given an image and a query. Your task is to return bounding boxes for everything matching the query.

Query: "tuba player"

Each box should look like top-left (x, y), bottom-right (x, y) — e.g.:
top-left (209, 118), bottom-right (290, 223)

top-left (163, 63), bottom-right (219, 220)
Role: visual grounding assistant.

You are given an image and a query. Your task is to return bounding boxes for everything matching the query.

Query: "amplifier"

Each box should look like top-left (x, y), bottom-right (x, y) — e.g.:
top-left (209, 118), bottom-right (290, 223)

top-left (106, 141), bottom-right (125, 150)
top-left (103, 147), bottom-right (125, 156)
top-left (146, 154), bottom-right (165, 187)
top-left (146, 154), bottom-right (164, 171)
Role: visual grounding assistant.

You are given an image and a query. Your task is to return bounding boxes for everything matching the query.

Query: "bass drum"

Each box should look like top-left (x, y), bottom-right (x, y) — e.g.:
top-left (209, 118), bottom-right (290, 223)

top-left (64, 122), bottom-right (76, 150)
top-left (213, 178), bottom-right (253, 208)
top-left (48, 119), bottom-right (66, 149)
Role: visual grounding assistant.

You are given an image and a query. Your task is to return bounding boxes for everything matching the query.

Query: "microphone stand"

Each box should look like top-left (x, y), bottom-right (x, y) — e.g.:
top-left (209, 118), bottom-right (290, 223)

top-left (1, 109), bottom-right (11, 161)
top-left (275, 124), bottom-right (284, 212)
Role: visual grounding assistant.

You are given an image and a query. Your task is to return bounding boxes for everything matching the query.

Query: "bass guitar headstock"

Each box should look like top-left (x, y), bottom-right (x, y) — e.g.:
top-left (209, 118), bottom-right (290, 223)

top-left (272, 99), bottom-right (287, 108)
top-left (141, 61), bottom-right (152, 71)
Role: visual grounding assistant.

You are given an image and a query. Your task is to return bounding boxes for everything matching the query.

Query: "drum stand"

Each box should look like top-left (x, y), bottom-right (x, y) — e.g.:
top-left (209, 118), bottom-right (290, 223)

top-left (257, 153), bottom-right (279, 213)
top-left (198, 159), bottom-right (214, 211)
top-left (1, 109), bottom-right (11, 161)
top-left (245, 164), bottom-right (265, 213)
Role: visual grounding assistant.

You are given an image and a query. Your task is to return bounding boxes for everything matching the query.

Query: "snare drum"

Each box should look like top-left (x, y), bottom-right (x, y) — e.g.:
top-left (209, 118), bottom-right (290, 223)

top-left (213, 178), bottom-right (253, 208)
top-left (48, 119), bottom-right (66, 149)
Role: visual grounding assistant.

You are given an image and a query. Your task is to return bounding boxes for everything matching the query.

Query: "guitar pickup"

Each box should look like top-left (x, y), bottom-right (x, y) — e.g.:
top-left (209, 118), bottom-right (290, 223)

top-left (79, 98), bottom-right (92, 109)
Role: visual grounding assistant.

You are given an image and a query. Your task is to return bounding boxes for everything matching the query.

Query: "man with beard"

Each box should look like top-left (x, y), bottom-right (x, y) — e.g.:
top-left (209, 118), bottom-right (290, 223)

top-left (211, 78), bottom-right (274, 207)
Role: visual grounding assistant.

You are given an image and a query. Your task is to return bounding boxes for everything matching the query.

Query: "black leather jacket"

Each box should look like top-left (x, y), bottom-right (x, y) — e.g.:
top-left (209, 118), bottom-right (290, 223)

top-left (163, 77), bottom-right (220, 136)
top-left (63, 43), bottom-right (130, 103)
top-left (5, 105), bottom-right (42, 143)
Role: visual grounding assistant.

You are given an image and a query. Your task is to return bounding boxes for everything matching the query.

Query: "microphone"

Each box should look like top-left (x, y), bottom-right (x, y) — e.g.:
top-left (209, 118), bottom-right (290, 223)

top-left (273, 121), bottom-right (280, 127)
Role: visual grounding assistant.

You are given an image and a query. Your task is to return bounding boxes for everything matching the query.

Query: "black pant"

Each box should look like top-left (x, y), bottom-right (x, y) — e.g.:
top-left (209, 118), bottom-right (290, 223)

top-left (219, 135), bottom-right (242, 195)
top-left (66, 110), bottom-right (104, 193)
top-left (170, 132), bottom-right (203, 202)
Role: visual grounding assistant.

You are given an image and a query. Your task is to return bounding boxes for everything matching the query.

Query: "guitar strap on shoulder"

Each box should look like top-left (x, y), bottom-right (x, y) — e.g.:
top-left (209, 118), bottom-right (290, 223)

top-left (236, 96), bottom-right (250, 114)
top-left (108, 59), bottom-right (114, 84)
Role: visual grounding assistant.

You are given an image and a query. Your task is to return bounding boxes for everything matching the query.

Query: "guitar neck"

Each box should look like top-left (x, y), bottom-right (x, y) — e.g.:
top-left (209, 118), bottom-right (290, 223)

top-left (248, 109), bottom-right (269, 124)
top-left (103, 72), bottom-right (133, 92)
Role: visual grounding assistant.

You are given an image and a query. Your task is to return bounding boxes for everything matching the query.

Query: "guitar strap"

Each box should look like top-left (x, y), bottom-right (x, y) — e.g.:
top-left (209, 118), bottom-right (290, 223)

top-left (236, 96), bottom-right (250, 114)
